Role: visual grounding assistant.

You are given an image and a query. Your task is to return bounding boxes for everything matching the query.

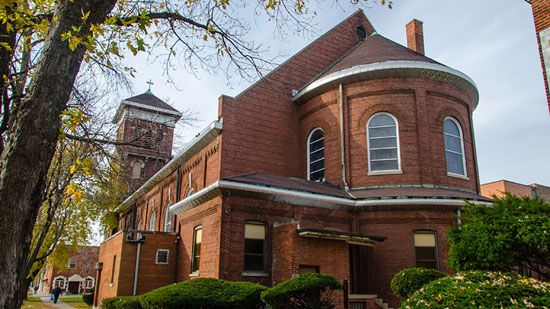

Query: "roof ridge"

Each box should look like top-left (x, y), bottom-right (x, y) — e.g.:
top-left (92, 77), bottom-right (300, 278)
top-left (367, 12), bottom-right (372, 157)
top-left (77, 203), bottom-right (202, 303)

top-left (232, 9), bottom-right (373, 100)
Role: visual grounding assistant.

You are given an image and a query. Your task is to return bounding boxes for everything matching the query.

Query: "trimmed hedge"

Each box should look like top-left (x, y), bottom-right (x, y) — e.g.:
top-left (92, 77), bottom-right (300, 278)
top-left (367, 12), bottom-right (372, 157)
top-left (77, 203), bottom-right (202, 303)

top-left (82, 292), bottom-right (94, 306)
top-left (261, 273), bottom-right (342, 309)
top-left (139, 278), bottom-right (267, 309)
top-left (390, 268), bottom-right (447, 300)
top-left (102, 296), bottom-right (142, 309)
top-left (401, 271), bottom-right (550, 308)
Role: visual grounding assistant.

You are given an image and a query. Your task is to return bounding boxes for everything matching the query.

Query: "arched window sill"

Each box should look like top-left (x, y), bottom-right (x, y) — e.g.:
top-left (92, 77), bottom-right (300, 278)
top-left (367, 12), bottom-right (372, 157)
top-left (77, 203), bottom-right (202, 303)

top-left (368, 170), bottom-right (403, 176)
top-left (447, 172), bottom-right (469, 180)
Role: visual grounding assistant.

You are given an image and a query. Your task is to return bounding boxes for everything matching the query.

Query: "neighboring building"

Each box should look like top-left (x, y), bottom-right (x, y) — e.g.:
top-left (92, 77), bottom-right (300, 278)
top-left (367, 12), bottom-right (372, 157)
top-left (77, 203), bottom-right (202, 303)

top-left (96, 11), bottom-right (491, 308)
top-left (528, 0), bottom-right (550, 112)
top-left (38, 246), bottom-right (99, 295)
top-left (481, 179), bottom-right (550, 202)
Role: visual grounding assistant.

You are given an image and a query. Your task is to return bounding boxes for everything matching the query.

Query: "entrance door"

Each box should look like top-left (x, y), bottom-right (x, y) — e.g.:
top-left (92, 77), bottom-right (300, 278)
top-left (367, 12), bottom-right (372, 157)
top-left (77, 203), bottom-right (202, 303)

top-left (68, 281), bottom-right (80, 294)
top-left (349, 245), bottom-right (372, 294)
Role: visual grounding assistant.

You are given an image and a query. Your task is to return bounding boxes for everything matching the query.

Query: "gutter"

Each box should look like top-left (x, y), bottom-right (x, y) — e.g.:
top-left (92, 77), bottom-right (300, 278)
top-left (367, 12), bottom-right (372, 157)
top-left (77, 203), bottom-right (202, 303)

top-left (116, 121), bottom-right (223, 213)
top-left (169, 180), bottom-right (493, 214)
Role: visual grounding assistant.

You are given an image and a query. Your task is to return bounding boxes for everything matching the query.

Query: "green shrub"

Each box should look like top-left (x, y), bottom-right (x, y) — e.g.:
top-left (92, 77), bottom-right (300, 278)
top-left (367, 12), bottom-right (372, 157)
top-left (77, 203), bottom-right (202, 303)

top-left (402, 271), bottom-right (550, 308)
top-left (82, 292), bottom-right (94, 306)
top-left (139, 278), bottom-right (267, 309)
top-left (102, 296), bottom-right (142, 309)
top-left (261, 273), bottom-right (342, 309)
top-left (390, 268), bottom-right (447, 300)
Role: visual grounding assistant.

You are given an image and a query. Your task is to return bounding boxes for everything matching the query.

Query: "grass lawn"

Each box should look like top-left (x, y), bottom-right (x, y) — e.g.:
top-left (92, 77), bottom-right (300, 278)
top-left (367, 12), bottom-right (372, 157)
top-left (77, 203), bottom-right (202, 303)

top-left (60, 295), bottom-right (91, 308)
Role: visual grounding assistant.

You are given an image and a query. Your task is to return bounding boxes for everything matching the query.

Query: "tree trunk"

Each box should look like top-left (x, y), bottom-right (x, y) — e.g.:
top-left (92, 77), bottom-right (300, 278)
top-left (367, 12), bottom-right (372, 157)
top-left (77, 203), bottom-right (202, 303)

top-left (0, 1), bottom-right (116, 308)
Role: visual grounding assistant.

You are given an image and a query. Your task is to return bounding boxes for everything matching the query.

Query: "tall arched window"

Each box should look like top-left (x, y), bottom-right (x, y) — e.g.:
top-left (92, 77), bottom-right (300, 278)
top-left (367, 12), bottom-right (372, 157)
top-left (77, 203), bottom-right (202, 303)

top-left (367, 113), bottom-right (400, 173)
top-left (444, 117), bottom-right (466, 177)
top-left (164, 206), bottom-right (171, 232)
top-left (149, 211), bottom-right (156, 231)
top-left (307, 128), bottom-right (325, 181)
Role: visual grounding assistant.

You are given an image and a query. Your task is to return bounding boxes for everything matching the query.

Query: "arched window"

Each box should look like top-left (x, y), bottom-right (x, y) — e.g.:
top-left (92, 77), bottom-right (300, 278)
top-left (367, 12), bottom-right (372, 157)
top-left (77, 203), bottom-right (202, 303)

top-left (149, 211), bottom-right (156, 231)
top-left (307, 128), bottom-right (325, 181)
top-left (367, 113), bottom-right (400, 173)
top-left (444, 117), bottom-right (466, 176)
top-left (164, 207), bottom-right (171, 232)
top-left (131, 161), bottom-right (143, 179)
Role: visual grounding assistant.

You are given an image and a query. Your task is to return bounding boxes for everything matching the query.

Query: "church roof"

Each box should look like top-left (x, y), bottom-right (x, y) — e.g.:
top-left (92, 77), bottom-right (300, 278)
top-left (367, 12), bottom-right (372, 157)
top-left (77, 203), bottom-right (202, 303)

top-left (319, 33), bottom-right (440, 78)
top-left (124, 91), bottom-right (181, 113)
top-left (113, 90), bottom-right (182, 123)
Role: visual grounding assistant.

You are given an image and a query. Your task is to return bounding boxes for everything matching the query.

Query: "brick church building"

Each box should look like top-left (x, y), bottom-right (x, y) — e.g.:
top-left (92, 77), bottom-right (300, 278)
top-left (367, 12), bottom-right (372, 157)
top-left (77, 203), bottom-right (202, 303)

top-left (95, 11), bottom-right (491, 308)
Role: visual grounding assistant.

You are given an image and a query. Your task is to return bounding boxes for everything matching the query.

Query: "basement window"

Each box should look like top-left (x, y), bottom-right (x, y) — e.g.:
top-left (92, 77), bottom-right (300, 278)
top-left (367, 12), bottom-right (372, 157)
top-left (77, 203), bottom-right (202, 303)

top-left (156, 249), bottom-right (169, 265)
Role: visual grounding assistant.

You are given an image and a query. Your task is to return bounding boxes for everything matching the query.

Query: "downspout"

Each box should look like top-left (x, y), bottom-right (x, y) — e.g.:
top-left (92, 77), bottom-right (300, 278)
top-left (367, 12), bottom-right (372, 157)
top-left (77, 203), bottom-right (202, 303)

top-left (339, 83), bottom-right (349, 190)
top-left (132, 242), bottom-right (142, 295)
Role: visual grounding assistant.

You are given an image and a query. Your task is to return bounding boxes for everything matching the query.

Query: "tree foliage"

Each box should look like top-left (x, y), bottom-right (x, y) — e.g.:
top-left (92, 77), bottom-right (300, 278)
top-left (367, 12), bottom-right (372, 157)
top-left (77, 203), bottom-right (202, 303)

top-left (448, 194), bottom-right (550, 280)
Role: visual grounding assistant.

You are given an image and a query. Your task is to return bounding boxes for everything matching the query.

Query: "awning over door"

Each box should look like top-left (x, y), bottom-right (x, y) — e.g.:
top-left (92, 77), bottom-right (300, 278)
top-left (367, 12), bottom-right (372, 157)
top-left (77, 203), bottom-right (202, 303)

top-left (297, 228), bottom-right (386, 246)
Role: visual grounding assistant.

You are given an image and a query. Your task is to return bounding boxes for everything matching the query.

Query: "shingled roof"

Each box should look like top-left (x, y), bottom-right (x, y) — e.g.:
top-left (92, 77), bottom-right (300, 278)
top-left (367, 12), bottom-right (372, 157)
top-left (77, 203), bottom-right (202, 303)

top-left (124, 91), bottom-right (180, 113)
top-left (320, 32), bottom-right (441, 78)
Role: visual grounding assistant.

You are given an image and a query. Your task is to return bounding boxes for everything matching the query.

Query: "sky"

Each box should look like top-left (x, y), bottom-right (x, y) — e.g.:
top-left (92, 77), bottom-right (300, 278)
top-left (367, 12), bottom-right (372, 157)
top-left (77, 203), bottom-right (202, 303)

top-left (116, 0), bottom-right (550, 186)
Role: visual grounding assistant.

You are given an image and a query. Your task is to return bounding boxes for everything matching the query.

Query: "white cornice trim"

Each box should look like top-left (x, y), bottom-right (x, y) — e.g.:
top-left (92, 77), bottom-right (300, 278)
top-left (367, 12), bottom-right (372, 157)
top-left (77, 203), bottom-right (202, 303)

top-left (169, 179), bottom-right (492, 214)
top-left (113, 100), bottom-right (183, 123)
top-left (292, 60), bottom-right (479, 109)
top-left (116, 121), bottom-right (223, 212)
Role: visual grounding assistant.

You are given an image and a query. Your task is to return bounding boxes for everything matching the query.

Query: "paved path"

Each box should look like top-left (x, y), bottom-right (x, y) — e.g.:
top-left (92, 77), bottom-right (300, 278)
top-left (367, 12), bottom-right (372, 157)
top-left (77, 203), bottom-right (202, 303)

top-left (37, 294), bottom-right (73, 308)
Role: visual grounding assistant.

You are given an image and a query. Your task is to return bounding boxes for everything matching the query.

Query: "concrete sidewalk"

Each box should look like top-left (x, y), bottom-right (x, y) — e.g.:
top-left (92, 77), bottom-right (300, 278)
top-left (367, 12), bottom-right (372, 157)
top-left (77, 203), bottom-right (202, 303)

top-left (37, 294), bottom-right (73, 308)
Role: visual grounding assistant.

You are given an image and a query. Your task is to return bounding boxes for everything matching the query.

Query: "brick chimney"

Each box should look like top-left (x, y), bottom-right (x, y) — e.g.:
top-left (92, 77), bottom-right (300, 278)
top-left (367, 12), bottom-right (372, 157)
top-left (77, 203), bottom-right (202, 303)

top-left (406, 19), bottom-right (425, 55)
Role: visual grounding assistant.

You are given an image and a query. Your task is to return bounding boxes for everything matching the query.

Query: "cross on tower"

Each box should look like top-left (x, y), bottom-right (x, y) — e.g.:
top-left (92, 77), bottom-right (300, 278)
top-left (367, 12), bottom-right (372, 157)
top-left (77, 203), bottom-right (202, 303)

top-left (146, 80), bottom-right (154, 92)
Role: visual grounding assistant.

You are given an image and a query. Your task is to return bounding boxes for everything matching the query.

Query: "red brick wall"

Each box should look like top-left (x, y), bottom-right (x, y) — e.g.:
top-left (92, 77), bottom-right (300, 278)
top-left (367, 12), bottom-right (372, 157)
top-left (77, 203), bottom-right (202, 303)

top-left (359, 209), bottom-right (456, 307)
top-left (272, 223), bottom-right (349, 309)
top-left (531, 0), bottom-right (550, 111)
top-left (175, 197), bottom-right (223, 281)
top-left (220, 11), bottom-right (375, 179)
top-left (96, 232), bottom-right (177, 306)
top-left (299, 78), bottom-right (478, 193)
top-left (121, 137), bottom-right (221, 233)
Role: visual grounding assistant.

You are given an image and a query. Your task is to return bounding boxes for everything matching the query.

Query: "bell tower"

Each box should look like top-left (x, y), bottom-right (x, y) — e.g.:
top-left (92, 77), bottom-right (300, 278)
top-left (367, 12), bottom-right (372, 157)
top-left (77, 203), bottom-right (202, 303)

top-left (113, 86), bottom-right (182, 193)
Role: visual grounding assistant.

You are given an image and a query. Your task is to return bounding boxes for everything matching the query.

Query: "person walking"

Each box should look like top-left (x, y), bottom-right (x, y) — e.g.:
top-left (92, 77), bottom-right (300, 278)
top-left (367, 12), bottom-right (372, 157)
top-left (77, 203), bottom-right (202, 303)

top-left (52, 286), bottom-right (62, 304)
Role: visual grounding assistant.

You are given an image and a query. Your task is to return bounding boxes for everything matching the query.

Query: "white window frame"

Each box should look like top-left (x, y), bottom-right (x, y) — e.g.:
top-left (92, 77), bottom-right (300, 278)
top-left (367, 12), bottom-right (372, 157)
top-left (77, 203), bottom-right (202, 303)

top-left (307, 128), bottom-right (325, 181)
top-left (85, 276), bottom-right (95, 289)
top-left (366, 112), bottom-right (402, 175)
top-left (443, 117), bottom-right (468, 179)
top-left (155, 249), bottom-right (170, 265)
top-left (53, 276), bottom-right (66, 289)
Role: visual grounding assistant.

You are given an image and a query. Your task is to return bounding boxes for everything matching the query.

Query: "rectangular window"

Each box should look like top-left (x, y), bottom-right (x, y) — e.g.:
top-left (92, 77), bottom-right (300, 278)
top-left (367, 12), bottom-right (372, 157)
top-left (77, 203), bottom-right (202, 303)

top-left (156, 249), bottom-right (169, 264)
top-left (191, 227), bottom-right (202, 273)
top-left (298, 265), bottom-right (320, 275)
top-left (244, 223), bottom-right (266, 272)
top-left (110, 255), bottom-right (117, 284)
top-left (68, 259), bottom-right (76, 269)
top-left (414, 233), bottom-right (438, 269)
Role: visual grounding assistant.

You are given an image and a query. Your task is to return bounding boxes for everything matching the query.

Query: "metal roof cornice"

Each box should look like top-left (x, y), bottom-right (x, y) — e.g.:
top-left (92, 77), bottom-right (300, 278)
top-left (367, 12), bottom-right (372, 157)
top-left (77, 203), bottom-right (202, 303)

top-left (292, 60), bottom-right (479, 109)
